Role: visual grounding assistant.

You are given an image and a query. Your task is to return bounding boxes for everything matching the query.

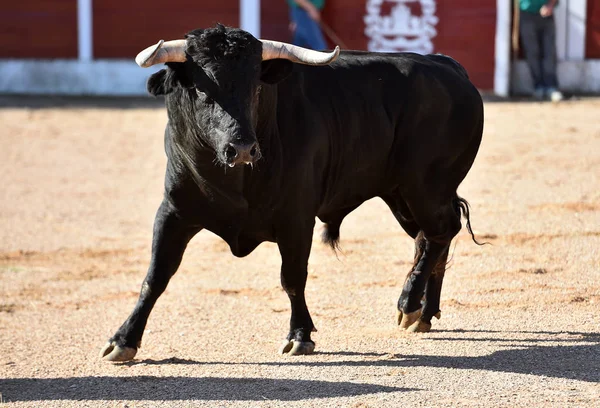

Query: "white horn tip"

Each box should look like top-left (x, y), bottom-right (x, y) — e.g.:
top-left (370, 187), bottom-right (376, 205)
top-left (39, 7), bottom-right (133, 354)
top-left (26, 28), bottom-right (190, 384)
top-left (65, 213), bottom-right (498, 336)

top-left (330, 46), bottom-right (341, 62)
top-left (135, 40), bottom-right (165, 68)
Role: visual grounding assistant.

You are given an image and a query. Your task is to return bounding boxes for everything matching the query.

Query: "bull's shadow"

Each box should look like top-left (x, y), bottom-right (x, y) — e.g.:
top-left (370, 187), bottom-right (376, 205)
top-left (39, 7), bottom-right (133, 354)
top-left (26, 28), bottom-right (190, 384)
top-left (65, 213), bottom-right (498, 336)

top-left (400, 342), bottom-right (600, 383)
top-left (0, 376), bottom-right (411, 402)
top-left (131, 329), bottom-right (600, 384)
top-left (329, 329), bottom-right (598, 383)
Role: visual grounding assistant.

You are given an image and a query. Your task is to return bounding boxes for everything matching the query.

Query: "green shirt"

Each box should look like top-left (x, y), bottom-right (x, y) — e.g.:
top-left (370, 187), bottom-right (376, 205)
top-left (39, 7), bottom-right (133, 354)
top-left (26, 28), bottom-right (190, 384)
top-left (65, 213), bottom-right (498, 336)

top-left (287, 0), bottom-right (325, 11)
top-left (519, 0), bottom-right (551, 13)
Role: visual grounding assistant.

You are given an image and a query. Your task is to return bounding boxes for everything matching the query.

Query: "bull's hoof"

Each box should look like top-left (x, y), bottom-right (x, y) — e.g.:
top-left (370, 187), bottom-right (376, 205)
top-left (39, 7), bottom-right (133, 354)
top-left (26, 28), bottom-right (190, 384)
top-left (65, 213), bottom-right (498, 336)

top-left (397, 310), bottom-right (441, 333)
top-left (397, 309), bottom-right (422, 330)
top-left (100, 341), bottom-right (138, 362)
top-left (406, 320), bottom-right (432, 333)
top-left (279, 339), bottom-right (315, 356)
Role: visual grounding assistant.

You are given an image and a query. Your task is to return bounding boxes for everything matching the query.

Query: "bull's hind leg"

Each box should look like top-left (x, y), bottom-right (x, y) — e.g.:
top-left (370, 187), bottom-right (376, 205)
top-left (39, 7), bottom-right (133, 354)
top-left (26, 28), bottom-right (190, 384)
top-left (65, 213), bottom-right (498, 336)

top-left (100, 200), bottom-right (201, 361)
top-left (400, 245), bottom-right (449, 332)
top-left (396, 194), bottom-right (462, 332)
top-left (276, 219), bottom-right (317, 356)
top-left (421, 247), bottom-right (449, 325)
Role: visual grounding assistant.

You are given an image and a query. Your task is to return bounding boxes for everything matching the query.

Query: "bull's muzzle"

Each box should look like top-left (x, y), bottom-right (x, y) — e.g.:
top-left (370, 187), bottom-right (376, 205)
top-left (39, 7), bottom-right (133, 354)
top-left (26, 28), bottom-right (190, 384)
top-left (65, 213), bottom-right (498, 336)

top-left (224, 142), bottom-right (260, 167)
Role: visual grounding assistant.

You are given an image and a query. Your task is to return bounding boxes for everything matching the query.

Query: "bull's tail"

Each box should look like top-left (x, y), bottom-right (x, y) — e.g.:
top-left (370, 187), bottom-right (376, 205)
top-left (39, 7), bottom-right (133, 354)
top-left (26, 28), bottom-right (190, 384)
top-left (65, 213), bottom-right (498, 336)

top-left (322, 222), bottom-right (341, 252)
top-left (454, 196), bottom-right (488, 246)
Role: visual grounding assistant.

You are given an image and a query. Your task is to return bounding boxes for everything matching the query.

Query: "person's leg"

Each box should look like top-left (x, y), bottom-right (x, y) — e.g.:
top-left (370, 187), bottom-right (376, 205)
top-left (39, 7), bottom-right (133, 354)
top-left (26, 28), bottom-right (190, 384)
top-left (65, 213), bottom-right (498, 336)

top-left (290, 7), bottom-right (311, 48)
top-left (303, 16), bottom-right (327, 50)
top-left (541, 15), bottom-right (563, 101)
top-left (519, 11), bottom-right (545, 98)
top-left (290, 6), bottom-right (326, 50)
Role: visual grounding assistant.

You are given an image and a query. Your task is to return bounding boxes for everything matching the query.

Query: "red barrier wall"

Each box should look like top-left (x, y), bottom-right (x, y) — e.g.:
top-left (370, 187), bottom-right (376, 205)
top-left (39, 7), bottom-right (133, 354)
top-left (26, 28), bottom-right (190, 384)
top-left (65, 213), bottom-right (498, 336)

top-left (263, 0), bottom-right (497, 90)
top-left (93, 0), bottom-right (239, 58)
top-left (0, 1), bottom-right (77, 58)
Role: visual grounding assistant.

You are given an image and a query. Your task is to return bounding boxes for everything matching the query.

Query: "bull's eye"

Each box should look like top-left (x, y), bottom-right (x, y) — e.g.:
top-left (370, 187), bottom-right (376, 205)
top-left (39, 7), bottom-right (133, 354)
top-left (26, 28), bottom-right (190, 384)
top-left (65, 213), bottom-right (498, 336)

top-left (195, 89), bottom-right (214, 105)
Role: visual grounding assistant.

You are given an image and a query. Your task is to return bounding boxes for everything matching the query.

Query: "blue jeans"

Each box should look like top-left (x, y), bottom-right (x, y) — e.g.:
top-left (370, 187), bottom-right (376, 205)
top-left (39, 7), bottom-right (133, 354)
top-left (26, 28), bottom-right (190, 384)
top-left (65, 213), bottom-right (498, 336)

top-left (519, 11), bottom-right (559, 89)
top-left (290, 7), bottom-right (327, 51)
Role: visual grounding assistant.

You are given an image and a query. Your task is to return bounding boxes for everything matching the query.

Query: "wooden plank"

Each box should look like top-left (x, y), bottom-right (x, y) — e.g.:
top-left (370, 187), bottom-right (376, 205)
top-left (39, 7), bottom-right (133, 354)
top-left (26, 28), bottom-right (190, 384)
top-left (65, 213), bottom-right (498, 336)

top-left (93, 0), bottom-right (239, 58)
top-left (586, 0), bottom-right (600, 58)
top-left (261, 1), bottom-right (293, 42)
top-left (435, 1), bottom-right (497, 89)
top-left (0, 1), bottom-right (77, 58)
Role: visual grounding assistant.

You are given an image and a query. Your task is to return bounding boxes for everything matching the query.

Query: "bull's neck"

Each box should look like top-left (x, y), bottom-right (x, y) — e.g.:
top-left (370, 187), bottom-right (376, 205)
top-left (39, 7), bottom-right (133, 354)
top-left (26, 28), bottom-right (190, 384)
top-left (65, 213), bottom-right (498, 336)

top-left (254, 84), bottom-right (280, 158)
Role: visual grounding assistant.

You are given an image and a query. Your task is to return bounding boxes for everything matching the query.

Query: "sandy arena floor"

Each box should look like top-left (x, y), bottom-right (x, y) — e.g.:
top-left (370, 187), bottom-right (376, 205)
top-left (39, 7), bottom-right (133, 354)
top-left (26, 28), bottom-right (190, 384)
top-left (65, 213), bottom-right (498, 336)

top-left (0, 96), bottom-right (599, 407)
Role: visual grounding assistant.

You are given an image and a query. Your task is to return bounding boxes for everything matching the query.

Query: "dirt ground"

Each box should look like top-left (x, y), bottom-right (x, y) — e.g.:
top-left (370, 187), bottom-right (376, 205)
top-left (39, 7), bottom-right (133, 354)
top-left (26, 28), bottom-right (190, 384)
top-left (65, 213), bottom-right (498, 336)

top-left (0, 95), bottom-right (599, 407)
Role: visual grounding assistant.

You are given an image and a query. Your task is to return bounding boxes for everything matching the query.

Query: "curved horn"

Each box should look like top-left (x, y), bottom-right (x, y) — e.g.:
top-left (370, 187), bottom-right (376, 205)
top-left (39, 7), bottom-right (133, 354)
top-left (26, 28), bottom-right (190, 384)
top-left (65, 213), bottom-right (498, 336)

top-left (135, 39), bottom-right (187, 68)
top-left (260, 40), bottom-right (340, 65)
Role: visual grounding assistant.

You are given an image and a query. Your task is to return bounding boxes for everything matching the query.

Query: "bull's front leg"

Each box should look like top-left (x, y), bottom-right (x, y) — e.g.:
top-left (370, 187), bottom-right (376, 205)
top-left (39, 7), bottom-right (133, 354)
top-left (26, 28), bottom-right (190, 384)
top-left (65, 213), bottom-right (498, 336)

top-left (276, 219), bottom-right (317, 356)
top-left (100, 200), bottom-right (201, 361)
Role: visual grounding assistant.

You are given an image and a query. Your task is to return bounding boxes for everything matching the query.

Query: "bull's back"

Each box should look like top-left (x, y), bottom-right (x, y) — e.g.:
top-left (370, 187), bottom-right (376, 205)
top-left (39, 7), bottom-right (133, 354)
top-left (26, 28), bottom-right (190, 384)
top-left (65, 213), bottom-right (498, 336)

top-left (275, 51), bottom-right (482, 212)
top-left (295, 50), bottom-right (480, 150)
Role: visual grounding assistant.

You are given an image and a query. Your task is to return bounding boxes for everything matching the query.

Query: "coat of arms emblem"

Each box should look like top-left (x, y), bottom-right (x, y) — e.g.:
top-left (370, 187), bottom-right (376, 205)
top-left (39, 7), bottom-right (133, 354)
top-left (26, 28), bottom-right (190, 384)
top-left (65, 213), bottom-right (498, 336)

top-left (364, 0), bottom-right (439, 54)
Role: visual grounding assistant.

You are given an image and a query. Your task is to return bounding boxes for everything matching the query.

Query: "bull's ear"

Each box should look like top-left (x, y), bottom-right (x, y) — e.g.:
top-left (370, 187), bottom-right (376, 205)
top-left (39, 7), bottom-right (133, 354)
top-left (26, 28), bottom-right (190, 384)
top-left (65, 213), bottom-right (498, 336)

top-left (260, 60), bottom-right (294, 84)
top-left (147, 64), bottom-right (192, 95)
top-left (147, 69), bottom-right (169, 95)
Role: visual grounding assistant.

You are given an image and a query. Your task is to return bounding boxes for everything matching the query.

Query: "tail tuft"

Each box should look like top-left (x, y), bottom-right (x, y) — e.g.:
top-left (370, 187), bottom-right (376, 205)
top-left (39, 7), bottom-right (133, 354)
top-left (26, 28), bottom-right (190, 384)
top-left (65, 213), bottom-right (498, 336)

top-left (454, 197), bottom-right (489, 246)
top-left (321, 222), bottom-right (341, 252)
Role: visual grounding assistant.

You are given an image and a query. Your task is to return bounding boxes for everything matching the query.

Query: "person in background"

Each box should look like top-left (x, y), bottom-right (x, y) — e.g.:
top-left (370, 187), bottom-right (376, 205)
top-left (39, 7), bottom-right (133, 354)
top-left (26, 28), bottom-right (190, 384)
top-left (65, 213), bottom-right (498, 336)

top-left (518, 0), bottom-right (564, 102)
top-left (288, 0), bottom-right (327, 51)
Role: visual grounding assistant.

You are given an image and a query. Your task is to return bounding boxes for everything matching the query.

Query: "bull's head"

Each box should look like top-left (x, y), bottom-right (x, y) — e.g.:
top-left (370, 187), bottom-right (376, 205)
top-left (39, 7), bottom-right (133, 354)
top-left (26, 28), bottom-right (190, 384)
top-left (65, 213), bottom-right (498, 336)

top-left (136, 25), bottom-right (339, 168)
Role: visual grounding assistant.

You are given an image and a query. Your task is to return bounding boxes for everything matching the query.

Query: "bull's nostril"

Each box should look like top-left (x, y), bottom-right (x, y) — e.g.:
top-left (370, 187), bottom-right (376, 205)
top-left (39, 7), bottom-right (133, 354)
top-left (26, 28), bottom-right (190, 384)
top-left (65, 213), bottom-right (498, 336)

top-left (225, 144), bottom-right (237, 160)
top-left (249, 145), bottom-right (257, 157)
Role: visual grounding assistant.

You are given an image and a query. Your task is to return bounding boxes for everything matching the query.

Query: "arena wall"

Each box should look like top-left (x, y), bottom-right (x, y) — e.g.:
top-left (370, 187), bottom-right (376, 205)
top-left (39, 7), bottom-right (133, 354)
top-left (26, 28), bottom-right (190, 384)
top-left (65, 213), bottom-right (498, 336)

top-left (0, 0), bottom-right (598, 96)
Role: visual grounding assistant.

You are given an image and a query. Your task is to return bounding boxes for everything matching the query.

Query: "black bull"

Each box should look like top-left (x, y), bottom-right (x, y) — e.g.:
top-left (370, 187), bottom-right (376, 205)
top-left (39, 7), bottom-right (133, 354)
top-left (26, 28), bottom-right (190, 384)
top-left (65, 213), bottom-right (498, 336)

top-left (100, 25), bottom-right (484, 361)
